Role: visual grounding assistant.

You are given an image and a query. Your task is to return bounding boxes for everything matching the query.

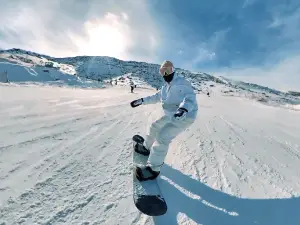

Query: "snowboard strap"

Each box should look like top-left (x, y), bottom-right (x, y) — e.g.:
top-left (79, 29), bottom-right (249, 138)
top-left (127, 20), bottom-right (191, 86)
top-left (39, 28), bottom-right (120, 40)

top-left (136, 166), bottom-right (160, 182)
top-left (134, 143), bottom-right (150, 156)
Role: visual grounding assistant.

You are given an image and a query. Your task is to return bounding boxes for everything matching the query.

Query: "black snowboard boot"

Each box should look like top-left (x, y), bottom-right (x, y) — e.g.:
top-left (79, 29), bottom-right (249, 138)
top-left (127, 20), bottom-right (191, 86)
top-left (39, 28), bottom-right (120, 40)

top-left (135, 166), bottom-right (160, 182)
top-left (134, 143), bottom-right (150, 156)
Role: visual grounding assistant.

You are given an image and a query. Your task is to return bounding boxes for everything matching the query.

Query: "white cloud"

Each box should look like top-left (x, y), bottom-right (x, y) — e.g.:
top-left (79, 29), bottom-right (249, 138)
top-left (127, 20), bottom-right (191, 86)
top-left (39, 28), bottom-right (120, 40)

top-left (193, 48), bottom-right (216, 64)
top-left (211, 5), bottom-right (300, 92)
top-left (121, 12), bottom-right (129, 21)
top-left (183, 28), bottom-right (229, 70)
top-left (0, 3), bottom-right (78, 56)
top-left (267, 5), bottom-right (300, 52)
top-left (242, 0), bottom-right (257, 8)
top-left (213, 54), bottom-right (300, 91)
top-left (0, 0), bottom-right (160, 62)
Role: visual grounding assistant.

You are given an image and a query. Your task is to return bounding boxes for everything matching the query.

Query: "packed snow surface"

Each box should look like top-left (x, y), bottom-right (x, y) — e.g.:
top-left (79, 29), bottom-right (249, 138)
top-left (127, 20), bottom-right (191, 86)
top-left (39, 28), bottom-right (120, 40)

top-left (1, 83), bottom-right (300, 225)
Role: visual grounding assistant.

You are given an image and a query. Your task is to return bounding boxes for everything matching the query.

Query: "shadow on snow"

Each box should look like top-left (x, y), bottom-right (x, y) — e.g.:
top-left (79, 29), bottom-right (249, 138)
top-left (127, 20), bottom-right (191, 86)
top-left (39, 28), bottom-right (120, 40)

top-left (153, 165), bottom-right (299, 225)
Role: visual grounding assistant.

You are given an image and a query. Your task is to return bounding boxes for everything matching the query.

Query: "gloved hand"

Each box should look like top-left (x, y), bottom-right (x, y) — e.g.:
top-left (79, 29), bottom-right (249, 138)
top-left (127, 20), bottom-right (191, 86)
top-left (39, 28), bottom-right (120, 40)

top-left (174, 108), bottom-right (188, 121)
top-left (130, 98), bottom-right (143, 108)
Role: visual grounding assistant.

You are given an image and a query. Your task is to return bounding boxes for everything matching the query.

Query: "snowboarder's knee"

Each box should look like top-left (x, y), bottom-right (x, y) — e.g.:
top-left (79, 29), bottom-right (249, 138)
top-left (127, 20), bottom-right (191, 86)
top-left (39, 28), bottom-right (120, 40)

top-left (156, 131), bottom-right (173, 145)
top-left (149, 120), bottom-right (163, 134)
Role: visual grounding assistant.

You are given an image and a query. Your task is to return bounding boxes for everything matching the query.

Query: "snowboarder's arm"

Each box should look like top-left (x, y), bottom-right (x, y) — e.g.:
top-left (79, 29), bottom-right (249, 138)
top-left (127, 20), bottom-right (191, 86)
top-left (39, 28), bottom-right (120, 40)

top-left (143, 90), bottom-right (161, 105)
top-left (178, 84), bottom-right (197, 112)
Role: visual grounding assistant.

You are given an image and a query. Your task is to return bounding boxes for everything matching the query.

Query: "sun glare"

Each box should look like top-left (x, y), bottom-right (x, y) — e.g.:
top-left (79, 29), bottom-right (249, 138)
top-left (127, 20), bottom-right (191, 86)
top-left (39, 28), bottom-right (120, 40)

top-left (85, 23), bottom-right (126, 57)
top-left (73, 14), bottom-right (131, 59)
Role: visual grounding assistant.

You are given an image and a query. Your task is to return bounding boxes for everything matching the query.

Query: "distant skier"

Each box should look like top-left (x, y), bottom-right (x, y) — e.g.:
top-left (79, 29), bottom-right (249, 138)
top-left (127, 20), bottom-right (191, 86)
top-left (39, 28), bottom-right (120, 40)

top-left (130, 81), bottom-right (135, 93)
top-left (130, 60), bottom-right (198, 181)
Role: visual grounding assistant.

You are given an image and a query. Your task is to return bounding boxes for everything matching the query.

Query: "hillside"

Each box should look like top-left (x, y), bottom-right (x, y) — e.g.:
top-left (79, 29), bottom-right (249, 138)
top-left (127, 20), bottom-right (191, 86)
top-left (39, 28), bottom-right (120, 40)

top-left (0, 48), bottom-right (299, 111)
top-left (0, 48), bottom-right (218, 91)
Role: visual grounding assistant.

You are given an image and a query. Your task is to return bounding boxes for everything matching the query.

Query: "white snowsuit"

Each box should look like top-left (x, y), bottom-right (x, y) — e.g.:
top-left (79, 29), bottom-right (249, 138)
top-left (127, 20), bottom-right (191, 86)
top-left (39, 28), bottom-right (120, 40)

top-left (142, 73), bottom-right (198, 171)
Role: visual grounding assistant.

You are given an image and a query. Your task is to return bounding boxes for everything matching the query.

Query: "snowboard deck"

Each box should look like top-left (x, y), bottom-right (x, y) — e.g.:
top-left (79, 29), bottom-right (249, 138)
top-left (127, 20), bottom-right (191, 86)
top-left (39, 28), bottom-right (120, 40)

top-left (132, 135), bottom-right (167, 216)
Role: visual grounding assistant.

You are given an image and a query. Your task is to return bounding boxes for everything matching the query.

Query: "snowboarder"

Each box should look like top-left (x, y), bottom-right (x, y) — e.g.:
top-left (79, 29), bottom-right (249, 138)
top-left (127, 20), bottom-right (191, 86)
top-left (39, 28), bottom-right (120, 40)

top-left (130, 60), bottom-right (198, 181)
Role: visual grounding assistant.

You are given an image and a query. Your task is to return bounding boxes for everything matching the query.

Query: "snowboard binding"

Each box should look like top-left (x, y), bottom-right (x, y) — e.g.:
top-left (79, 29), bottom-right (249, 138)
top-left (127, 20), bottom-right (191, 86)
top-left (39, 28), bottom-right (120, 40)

top-left (135, 166), bottom-right (160, 182)
top-left (132, 135), bottom-right (150, 156)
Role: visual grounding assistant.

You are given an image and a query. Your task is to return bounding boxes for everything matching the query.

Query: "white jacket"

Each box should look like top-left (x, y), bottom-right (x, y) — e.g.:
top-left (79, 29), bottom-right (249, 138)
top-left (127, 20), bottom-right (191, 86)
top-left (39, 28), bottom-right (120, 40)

top-left (143, 73), bottom-right (198, 119)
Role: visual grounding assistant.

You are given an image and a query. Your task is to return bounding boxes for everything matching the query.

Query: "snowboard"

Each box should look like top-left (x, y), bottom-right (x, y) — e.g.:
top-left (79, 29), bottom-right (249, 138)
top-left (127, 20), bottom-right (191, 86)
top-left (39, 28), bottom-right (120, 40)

top-left (132, 134), bottom-right (167, 216)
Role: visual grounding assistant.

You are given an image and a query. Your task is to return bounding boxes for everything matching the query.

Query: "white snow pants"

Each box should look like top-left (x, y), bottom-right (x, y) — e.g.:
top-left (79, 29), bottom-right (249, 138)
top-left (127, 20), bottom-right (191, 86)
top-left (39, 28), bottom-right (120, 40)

top-left (144, 115), bottom-right (195, 171)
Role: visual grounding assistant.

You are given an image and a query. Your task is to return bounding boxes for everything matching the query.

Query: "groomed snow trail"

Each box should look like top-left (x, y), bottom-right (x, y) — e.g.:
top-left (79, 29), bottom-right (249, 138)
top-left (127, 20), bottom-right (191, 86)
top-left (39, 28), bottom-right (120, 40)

top-left (1, 84), bottom-right (300, 225)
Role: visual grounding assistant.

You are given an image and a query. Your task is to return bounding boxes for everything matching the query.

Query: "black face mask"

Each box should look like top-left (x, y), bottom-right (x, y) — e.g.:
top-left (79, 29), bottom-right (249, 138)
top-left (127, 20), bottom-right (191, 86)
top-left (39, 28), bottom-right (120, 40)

top-left (163, 72), bottom-right (175, 83)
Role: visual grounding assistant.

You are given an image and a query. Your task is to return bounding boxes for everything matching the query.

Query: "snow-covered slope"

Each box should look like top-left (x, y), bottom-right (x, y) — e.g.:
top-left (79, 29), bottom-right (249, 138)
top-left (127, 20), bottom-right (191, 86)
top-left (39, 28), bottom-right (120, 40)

top-left (1, 48), bottom-right (299, 111)
top-left (0, 48), bottom-right (222, 91)
top-left (0, 50), bottom-right (104, 89)
top-left (1, 83), bottom-right (300, 225)
top-left (218, 76), bottom-right (300, 111)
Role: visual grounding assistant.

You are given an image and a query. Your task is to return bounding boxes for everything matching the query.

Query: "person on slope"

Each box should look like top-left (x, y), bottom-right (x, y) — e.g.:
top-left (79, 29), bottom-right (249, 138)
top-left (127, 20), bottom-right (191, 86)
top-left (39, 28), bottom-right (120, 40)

top-left (130, 80), bottom-right (135, 93)
top-left (130, 60), bottom-right (198, 181)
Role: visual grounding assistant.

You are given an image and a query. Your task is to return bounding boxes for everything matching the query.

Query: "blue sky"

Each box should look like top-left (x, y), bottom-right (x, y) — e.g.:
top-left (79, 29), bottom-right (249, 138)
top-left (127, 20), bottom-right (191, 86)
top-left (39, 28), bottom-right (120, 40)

top-left (0, 0), bottom-right (299, 90)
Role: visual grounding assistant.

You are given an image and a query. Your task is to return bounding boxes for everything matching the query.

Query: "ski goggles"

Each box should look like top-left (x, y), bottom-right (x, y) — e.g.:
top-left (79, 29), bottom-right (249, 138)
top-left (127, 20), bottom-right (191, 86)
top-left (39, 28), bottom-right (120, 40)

top-left (159, 66), bottom-right (174, 76)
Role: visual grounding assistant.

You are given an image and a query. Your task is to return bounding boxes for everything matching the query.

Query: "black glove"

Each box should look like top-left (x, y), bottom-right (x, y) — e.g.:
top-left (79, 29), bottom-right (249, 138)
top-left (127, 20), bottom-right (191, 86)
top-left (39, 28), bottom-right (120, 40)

top-left (174, 108), bottom-right (188, 120)
top-left (130, 98), bottom-right (143, 108)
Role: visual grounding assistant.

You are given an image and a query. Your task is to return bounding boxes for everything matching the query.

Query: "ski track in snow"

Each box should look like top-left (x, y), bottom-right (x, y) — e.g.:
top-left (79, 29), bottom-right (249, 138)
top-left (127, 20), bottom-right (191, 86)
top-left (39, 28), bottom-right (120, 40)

top-left (1, 84), bottom-right (300, 225)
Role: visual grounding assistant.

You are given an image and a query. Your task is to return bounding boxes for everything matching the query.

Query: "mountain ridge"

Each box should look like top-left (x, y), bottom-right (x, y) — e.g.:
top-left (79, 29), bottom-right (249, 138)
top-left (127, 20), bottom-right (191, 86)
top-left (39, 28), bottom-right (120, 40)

top-left (0, 48), bottom-right (299, 111)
